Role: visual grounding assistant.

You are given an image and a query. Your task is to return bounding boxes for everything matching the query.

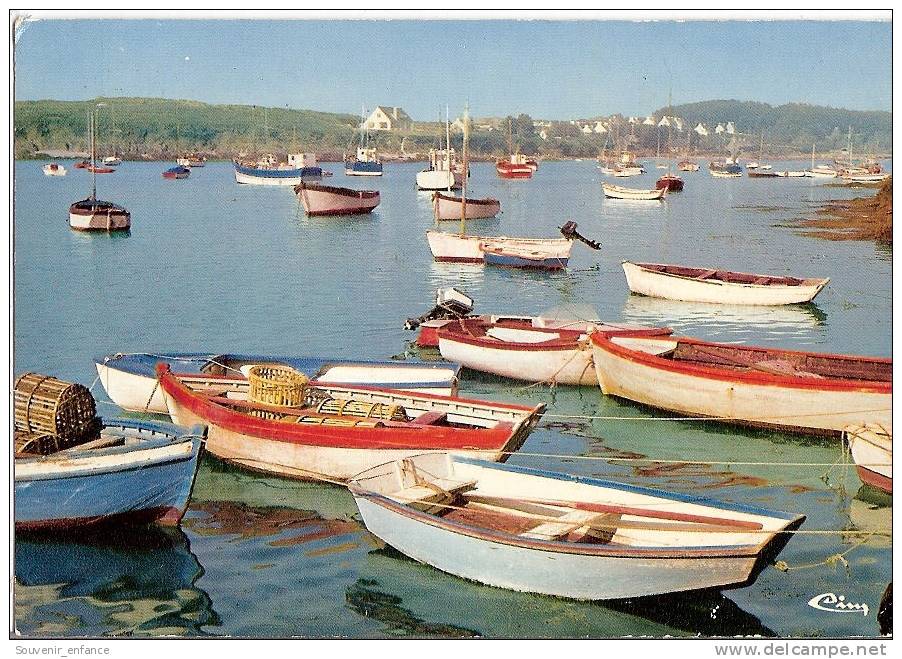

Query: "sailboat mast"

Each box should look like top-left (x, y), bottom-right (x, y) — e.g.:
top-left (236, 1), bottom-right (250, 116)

top-left (847, 125), bottom-right (853, 167)
top-left (445, 105), bottom-right (452, 194)
top-left (90, 111), bottom-right (97, 201)
top-left (811, 143), bottom-right (815, 169)
top-left (460, 104), bottom-right (469, 236)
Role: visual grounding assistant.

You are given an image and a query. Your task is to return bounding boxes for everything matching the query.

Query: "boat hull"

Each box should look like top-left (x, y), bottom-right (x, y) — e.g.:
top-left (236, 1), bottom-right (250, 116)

top-left (602, 184), bottom-right (666, 200)
top-left (591, 336), bottom-right (891, 435)
top-left (481, 248), bottom-right (569, 270)
top-left (847, 426), bottom-right (892, 493)
top-left (234, 163), bottom-right (323, 186)
top-left (95, 353), bottom-right (460, 414)
top-left (68, 203), bottom-right (131, 231)
top-left (417, 169), bottom-right (461, 190)
top-left (345, 160), bottom-right (384, 176)
top-left (496, 163), bottom-right (533, 179)
top-left (295, 184), bottom-right (380, 216)
top-left (433, 193), bottom-right (500, 220)
top-left (15, 420), bottom-right (201, 531)
top-left (622, 262), bottom-right (829, 306)
top-left (426, 231), bottom-right (484, 262)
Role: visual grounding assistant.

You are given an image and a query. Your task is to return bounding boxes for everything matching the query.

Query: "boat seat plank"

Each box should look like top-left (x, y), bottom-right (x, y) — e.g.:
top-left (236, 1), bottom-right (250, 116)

top-left (519, 509), bottom-right (606, 540)
top-left (390, 479), bottom-right (477, 513)
top-left (412, 411), bottom-right (448, 426)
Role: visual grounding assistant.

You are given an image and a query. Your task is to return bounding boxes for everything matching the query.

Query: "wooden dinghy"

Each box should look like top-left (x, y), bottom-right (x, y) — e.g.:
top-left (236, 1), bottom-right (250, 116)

top-left (622, 261), bottom-right (830, 306)
top-left (433, 192), bottom-right (501, 220)
top-left (349, 453), bottom-right (804, 600)
top-left (15, 418), bottom-right (203, 531)
top-left (416, 314), bottom-right (608, 348)
top-left (436, 318), bottom-right (672, 386)
top-left (294, 182), bottom-right (380, 216)
top-left (157, 364), bottom-right (545, 482)
top-left (426, 230), bottom-right (574, 265)
top-left (480, 241), bottom-right (573, 270)
top-left (590, 334), bottom-right (891, 436)
top-left (95, 351), bottom-right (461, 414)
top-left (602, 183), bottom-right (666, 201)
top-left (845, 424), bottom-right (892, 493)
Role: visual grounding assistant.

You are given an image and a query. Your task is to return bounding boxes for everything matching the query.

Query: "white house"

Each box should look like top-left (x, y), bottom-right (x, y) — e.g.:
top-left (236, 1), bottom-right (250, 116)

top-left (593, 121), bottom-right (607, 134)
top-left (581, 124), bottom-right (593, 134)
top-left (365, 106), bottom-right (414, 132)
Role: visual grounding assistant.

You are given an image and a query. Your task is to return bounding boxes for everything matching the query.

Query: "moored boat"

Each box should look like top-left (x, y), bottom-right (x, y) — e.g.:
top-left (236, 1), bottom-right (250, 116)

top-left (345, 146), bottom-right (384, 176)
top-left (416, 149), bottom-right (462, 190)
top-left (95, 351), bottom-right (461, 414)
top-left (73, 160), bottom-right (90, 169)
top-left (709, 161), bottom-right (742, 178)
top-left (842, 173), bottom-right (890, 184)
top-left (162, 165), bottom-right (190, 180)
top-left (655, 174), bottom-right (684, 191)
top-left (590, 334), bottom-right (891, 435)
top-left (15, 418), bottom-right (203, 531)
top-left (845, 424), bottom-right (892, 493)
top-left (622, 261), bottom-right (829, 306)
top-left (349, 453), bottom-right (805, 600)
top-left (101, 156), bottom-right (122, 167)
top-left (602, 183), bottom-right (666, 201)
top-left (177, 153), bottom-right (206, 168)
top-left (480, 241), bottom-right (572, 269)
top-left (42, 163), bottom-right (66, 176)
top-left (496, 154), bottom-right (534, 179)
top-left (157, 364), bottom-right (545, 482)
top-left (294, 182), bottom-right (380, 216)
top-left (747, 169), bottom-right (779, 178)
top-left (774, 170), bottom-right (808, 178)
top-left (234, 153), bottom-right (323, 186)
top-left (677, 160), bottom-right (699, 172)
top-left (85, 163), bottom-right (116, 174)
top-left (68, 113), bottom-right (131, 232)
top-left (436, 318), bottom-right (671, 385)
top-left (433, 191), bottom-right (500, 220)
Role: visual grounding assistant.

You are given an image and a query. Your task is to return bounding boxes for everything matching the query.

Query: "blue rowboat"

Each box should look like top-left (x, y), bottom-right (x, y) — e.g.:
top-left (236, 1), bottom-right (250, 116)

top-left (481, 244), bottom-right (570, 270)
top-left (95, 352), bottom-right (462, 414)
top-left (350, 453), bottom-right (805, 600)
top-left (15, 418), bottom-right (203, 532)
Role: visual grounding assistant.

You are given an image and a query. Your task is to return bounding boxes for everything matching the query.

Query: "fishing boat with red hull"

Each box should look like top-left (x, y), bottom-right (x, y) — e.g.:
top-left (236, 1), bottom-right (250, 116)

top-left (295, 182), bottom-right (380, 216)
top-left (656, 174), bottom-right (684, 191)
top-left (590, 334), bottom-right (891, 436)
top-left (157, 364), bottom-right (545, 482)
top-left (496, 154), bottom-right (534, 179)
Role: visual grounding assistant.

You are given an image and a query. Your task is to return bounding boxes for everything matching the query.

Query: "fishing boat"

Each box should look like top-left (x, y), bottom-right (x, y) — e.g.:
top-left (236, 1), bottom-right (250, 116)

top-left (709, 160), bottom-right (742, 178)
top-left (845, 424), bottom-right (892, 494)
top-left (294, 182), bottom-right (380, 216)
top-left (602, 183), bottom-right (666, 201)
top-left (677, 160), bottom-right (699, 172)
top-left (436, 318), bottom-right (671, 386)
top-left (162, 165), bottom-right (191, 180)
top-left (496, 154), bottom-right (534, 179)
top-left (433, 191), bottom-right (500, 220)
top-left (157, 364), bottom-right (545, 482)
top-left (101, 156), bottom-right (122, 167)
top-left (73, 160), bottom-right (90, 169)
top-left (496, 119), bottom-right (534, 179)
top-left (590, 334), bottom-right (891, 435)
top-left (622, 261), bottom-right (830, 305)
top-left (95, 351), bottom-right (461, 414)
top-left (68, 112), bottom-right (131, 232)
top-left (417, 149), bottom-right (462, 190)
top-left (234, 153), bottom-right (323, 186)
top-left (655, 174), bottom-right (684, 191)
top-left (806, 165), bottom-right (839, 178)
top-left (349, 453), bottom-right (805, 600)
top-left (525, 158), bottom-right (539, 171)
top-left (345, 108), bottom-right (384, 176)
top-left (610, 151), bottom-right (645, 177)
top-left (42, 163), bottom-right (66, 177)
top-left (15, 418), bottom-right (203, 531)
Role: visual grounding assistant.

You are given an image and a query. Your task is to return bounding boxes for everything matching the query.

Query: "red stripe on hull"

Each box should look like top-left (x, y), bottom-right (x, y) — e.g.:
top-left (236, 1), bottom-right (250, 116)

top-left (856, 465), bottom-right (892, 494)
top-left (306, 206), bottom-right (377, 216)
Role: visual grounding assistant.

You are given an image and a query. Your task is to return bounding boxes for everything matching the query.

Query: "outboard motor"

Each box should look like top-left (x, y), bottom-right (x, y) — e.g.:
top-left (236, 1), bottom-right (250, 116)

top-left (559, 221), bottom-right (601, 250)
top-left (405, 288), bottom-right (475, 330)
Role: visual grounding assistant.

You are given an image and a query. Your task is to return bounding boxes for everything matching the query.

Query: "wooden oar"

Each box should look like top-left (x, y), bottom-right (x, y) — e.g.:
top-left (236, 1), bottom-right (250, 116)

top-left (465, 494), bottom-right (763, 530)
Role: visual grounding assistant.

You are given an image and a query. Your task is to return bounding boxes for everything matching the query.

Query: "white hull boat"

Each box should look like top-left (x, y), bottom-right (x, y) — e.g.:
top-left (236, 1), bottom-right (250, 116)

top-left (42, 163), bottom-right (67, 176)
top-left (350, 453), bottom-right (804, 600)
top-left (602, 183), bottom-right (666, 201)
top-left (590, 335), bottom-right (892, 435)
top-left (622, 261), bottom-right (829, 306)
top-left (426, 230), bottom-right (572, 265)
top-left (845, 424), bottom-right (892, 493)
top-left (433, 192), bottom-right (500, 220)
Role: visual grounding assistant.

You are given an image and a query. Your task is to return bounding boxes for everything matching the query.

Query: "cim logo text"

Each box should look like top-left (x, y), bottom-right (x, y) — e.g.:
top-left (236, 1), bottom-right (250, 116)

top-left (807, 593), bottom-right (869, 616)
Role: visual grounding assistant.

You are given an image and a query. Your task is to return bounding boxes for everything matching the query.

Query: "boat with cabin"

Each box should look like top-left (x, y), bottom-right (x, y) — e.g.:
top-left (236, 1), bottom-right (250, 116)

top-left (234, 153), bottom-right (323, 186)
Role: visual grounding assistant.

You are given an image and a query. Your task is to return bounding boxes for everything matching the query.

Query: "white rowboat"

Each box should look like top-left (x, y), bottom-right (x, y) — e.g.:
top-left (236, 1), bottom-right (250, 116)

top-left (350, 453), bottom-right (804, 600)
top-left (845, 424), bottom-right (892, 493)
top-left (602, 183), bottom-right (666, 201)
top-left (622, 261), bottom-right (829, 306)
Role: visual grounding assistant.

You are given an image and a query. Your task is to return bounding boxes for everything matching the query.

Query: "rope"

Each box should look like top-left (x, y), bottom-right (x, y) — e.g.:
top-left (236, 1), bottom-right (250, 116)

top-left (537, 407), bottom-right (891, 422)
top-left (773, 531), bottom-right (878, 573)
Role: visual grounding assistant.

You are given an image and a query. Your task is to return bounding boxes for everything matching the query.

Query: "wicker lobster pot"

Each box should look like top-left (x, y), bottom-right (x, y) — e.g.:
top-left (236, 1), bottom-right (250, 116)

top-left (247, 365), bottom-right (309, 407)
top-left (315, 398), bottom-right (408, 422)
top-left (14, 373), bottom-right (98, 441)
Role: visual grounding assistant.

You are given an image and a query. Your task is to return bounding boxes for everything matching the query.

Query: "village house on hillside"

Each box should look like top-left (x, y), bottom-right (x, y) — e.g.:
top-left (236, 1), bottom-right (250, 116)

top-left (365, 106), bottom-right (414, 132)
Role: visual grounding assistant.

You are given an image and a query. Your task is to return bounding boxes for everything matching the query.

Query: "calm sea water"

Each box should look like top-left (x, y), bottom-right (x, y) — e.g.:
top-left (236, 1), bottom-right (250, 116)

top-left (13, 159), bottom-right (891, 638)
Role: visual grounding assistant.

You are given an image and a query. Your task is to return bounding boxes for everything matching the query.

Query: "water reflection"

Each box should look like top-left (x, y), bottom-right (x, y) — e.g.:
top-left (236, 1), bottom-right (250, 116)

top-left (845, 487), bottom-right (892, 549)
top-left (14, 525), bottom-right (217, 637)
top-left (347, 547), bottom-right (774, 638)
top-left (621, 294), bottom-right (827, 344)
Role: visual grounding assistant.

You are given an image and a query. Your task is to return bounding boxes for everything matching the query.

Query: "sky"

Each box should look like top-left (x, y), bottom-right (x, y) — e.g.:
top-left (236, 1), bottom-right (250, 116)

top-left (13, 16), bottom-right (892, 120)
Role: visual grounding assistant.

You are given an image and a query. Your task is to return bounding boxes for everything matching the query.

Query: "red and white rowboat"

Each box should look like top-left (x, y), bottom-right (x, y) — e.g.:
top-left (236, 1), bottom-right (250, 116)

top-left (590, 334), bottom-right (891, 435)
top-left (157, 364), bottom-right (545, 482)
top-left (294, 183), bottom-right (380, 216)
top-left (845, 424), bottom-right (892, 493)
top-left (436, 318), bottom-right (672, 385)
top-left (433, 192), bottom-right (500, 220)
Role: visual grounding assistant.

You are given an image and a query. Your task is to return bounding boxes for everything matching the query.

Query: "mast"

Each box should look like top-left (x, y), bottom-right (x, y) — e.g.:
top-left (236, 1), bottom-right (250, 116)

top-left (460, 103), bottom-right (469, 236)
top-left (445, 105), bottom-right (451, 193)
top-left (847, 125), bottom-right (853, 167)
top-left (90, 111), bottom-right (97, 201)
top-left (811, 143), bottom-right (815, 169)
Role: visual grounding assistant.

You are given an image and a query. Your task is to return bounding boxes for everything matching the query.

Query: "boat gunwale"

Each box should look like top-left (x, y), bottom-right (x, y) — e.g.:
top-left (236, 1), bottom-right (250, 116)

top-left (624, 261), bottom-right (830, 289)
top-left (294, 182), bottom-right (380, 199)
top-left (590, 334), bottom-right (891, 393)
top-left (433, 191), bottom-right (501, 207)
